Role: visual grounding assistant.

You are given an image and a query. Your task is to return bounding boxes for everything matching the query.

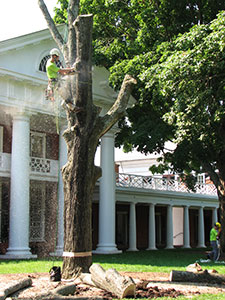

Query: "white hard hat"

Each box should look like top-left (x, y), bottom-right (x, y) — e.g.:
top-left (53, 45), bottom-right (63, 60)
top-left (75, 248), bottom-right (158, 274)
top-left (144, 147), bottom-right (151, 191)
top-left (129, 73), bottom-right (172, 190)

top-left (50, 48), bottom-right (60, 56)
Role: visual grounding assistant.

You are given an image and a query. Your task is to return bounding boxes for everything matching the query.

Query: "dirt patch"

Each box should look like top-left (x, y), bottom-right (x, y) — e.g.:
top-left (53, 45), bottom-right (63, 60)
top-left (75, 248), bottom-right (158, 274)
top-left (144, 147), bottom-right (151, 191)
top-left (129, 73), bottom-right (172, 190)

top-left (0, 271), bottom-right (225, 299)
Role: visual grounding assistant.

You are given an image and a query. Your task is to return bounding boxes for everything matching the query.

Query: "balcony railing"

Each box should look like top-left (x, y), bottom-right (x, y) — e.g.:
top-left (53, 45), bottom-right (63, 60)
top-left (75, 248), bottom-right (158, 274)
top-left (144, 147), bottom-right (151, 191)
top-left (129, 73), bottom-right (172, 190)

top-left (116, 173), bottom-right (217, 196)
top-left (0, 153), bottom-right (58, 180)
top-left (0, 153), bottom-right (218, 195)
top-left (30, 157), bottom-right (58, 179)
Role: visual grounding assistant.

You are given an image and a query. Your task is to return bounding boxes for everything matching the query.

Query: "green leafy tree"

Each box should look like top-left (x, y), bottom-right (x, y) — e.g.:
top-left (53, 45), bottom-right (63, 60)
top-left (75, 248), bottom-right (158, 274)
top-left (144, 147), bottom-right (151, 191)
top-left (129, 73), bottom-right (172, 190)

top-left (55, 0), bottom-right (225, 68)
top-left (115, 11), bottom-right (225, 249)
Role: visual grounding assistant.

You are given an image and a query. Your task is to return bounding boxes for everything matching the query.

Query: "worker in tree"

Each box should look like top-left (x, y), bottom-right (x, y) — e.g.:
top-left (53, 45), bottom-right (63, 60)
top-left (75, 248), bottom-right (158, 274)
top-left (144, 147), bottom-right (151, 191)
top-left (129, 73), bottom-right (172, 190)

top-left (45, 48), bottom-right (82, 112)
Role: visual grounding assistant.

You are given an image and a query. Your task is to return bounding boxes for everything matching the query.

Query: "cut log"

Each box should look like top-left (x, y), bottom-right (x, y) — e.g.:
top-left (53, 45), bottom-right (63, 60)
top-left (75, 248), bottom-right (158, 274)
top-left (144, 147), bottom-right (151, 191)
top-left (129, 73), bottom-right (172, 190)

top-left (0, 278), bottom-right (32, 300)
top-left (170, 270), bottom-right (225, 284)
top-left (89, 263), bottom-right (136, 298)
top-left (79, 273), bottom-right (96, 286)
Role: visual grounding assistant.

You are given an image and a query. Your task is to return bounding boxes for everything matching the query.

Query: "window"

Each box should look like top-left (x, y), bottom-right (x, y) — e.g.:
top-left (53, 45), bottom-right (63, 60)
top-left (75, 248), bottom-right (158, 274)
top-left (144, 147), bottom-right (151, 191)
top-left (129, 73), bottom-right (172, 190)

top-left (29, 181), bottom-right (45, 242)
top-left (30, 132), bottom-right (46, 158)
top-left (39, 55), bottom-right (63, 72)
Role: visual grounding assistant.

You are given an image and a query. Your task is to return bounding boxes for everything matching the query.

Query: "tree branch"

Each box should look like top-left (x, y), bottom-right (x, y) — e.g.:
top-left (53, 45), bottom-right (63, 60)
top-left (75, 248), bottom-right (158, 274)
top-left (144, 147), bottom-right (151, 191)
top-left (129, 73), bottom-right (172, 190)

top-left (38, 0), bottom-right (66, 55)
top-left (97, 74), bottom-right (137, 138)
top-left (67, 0), bottom-right (79, 64)
top-left (202, 162), bottom-right (220, 188)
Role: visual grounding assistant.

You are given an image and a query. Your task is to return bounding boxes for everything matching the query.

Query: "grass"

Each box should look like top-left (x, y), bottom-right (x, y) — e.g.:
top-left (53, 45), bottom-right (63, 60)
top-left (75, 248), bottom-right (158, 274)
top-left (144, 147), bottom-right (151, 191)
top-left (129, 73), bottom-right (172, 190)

top-left (93, 248), bottom-right (225, 273)
top-left (0, 249), bottom-right (225, 299)
top-left (0, 248), bottom-right (225, 274)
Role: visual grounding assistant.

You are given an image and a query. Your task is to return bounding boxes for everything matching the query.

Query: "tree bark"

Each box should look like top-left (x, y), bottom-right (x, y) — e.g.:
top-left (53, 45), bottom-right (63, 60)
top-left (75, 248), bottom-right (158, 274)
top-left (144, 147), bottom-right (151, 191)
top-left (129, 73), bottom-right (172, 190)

top-left (170, 270), bottom-right (225, 284)
top-left (89, 264), bottom-right (136, 298)
top-left (62, 14), bottom-right (97, 278)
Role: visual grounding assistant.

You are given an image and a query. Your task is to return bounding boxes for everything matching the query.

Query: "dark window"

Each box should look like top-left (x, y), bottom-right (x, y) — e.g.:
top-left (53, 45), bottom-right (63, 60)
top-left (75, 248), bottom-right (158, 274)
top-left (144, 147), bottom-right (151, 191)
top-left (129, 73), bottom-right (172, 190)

top-left (39, 55), bottom-right (63, 72)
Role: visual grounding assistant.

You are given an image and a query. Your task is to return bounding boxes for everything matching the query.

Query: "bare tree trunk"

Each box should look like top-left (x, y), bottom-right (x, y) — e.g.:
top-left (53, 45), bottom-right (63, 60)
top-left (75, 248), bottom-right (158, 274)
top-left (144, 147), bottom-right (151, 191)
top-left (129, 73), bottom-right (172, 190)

top-left (62, 14), bottom-right (99, 278)
top-left (39, 0), bottom-right (136, 279)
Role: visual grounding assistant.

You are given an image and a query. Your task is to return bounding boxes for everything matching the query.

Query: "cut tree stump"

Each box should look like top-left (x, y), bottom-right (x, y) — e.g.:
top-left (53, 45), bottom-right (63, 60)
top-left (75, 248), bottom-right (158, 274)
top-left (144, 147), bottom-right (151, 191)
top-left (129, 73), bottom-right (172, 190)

top-left (89, 263), bottom-right (136, 298)
top-left (170, 270), bottom-right (225, 284)
top-left (0, 278), bottom-right (32, 300)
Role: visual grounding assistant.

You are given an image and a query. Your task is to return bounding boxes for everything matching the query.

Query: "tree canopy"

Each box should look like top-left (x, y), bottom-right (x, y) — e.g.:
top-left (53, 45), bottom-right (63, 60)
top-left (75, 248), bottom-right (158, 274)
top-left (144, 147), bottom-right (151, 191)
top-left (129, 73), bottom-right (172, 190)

top-left (54, 0), bottom-right (225, 68)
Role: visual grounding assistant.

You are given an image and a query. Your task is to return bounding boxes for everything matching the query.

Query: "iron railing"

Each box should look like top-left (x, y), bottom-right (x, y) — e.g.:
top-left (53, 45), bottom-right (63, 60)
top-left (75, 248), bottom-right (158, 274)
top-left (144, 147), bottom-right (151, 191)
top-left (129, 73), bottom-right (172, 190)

top-left (116, 173), bottom-right (217, 196)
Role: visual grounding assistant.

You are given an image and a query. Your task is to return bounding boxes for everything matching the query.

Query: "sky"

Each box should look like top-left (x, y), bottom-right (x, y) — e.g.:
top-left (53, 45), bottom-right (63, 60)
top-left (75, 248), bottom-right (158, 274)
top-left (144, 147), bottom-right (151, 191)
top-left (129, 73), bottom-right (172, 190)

top-left (0, 0), bottom-right (58, 41)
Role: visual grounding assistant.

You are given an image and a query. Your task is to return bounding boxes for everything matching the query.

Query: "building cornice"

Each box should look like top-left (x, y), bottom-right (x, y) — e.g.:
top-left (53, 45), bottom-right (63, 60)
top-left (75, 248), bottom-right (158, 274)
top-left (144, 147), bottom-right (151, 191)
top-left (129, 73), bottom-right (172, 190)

top-left (0, 67), bottom-right (47, 86)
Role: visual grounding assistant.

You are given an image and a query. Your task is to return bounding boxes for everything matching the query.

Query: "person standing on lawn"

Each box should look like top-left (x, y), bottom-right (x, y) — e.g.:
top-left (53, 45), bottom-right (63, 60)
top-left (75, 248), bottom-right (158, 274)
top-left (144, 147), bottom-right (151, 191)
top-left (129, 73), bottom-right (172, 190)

top-left (209, 223), bottom-right (220, 261)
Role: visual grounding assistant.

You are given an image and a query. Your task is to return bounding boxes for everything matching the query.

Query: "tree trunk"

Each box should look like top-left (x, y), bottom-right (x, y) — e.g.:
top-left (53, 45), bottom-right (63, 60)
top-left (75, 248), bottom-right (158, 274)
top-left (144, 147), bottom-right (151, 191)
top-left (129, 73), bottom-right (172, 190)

top-left (89, 264), bottom-right (136, 298)
top-left (39, 0), bottom-right (136, 280)
top-left (62, 14), bottom-right (99, 278)
top-left (170, 270), bottom-right (225, 284)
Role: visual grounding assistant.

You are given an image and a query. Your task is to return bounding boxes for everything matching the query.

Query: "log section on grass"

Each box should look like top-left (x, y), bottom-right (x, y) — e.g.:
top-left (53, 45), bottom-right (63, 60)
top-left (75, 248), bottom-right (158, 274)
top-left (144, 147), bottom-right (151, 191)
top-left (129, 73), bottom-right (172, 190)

top-left (170, 270), bottom-right (225, 284)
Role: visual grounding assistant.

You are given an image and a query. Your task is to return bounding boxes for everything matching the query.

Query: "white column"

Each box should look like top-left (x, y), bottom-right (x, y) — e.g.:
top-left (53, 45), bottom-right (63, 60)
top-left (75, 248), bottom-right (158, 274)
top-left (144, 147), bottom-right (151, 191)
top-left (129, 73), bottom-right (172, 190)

top-left (197, 206), bottom-right (206, 248)
top-left (5, 113), bottom-right (35, 258)
top-left (183, 205), bottom-right (191, 248)
top-left (128, 202), bottom-right (138, 251)
top-left (95, 132), bottom-right (120, 253)
top-left (212, 207), bottom-right (218, 226)
top-left (53, 125), bottom-right (67, 256)
top-left (166, 204), bottom-right (174, 249)
top-left (147, 203), bottom-right (156, 250)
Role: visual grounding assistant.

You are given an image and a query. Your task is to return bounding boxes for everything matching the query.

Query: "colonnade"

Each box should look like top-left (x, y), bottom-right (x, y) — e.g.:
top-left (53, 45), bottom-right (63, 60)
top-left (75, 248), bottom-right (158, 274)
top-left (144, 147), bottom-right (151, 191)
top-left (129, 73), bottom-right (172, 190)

top-left (123, 203), bottom-right (218, 250)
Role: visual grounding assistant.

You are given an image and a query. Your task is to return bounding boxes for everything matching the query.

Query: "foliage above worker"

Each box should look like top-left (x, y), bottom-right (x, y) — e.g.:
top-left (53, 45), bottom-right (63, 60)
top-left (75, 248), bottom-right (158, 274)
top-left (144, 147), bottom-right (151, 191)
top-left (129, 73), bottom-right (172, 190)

top-left (54, 0), bottom-right (225, 69)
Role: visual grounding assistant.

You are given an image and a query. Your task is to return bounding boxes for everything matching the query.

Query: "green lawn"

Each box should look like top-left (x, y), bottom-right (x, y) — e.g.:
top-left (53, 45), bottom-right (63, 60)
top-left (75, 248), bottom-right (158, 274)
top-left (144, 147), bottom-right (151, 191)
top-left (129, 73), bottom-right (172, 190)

top-left (0, 249), bottom-right (224, 274)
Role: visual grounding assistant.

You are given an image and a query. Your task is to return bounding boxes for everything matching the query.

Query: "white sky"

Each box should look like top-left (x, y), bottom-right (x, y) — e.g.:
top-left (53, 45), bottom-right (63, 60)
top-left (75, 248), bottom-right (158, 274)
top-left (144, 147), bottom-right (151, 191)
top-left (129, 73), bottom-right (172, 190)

top-left (0, 0), bottom-right (58, 41)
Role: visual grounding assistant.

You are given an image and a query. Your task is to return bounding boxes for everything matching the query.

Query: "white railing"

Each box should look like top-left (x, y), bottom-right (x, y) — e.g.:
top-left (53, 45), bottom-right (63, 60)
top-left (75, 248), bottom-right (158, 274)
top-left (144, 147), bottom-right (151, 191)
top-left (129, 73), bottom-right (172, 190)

top-left (116, 173), bottom-right (217, 196)
top-left (30, 157), bottom-right (58, 179)
top-left (30, 157), bottom-right (51, 173)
